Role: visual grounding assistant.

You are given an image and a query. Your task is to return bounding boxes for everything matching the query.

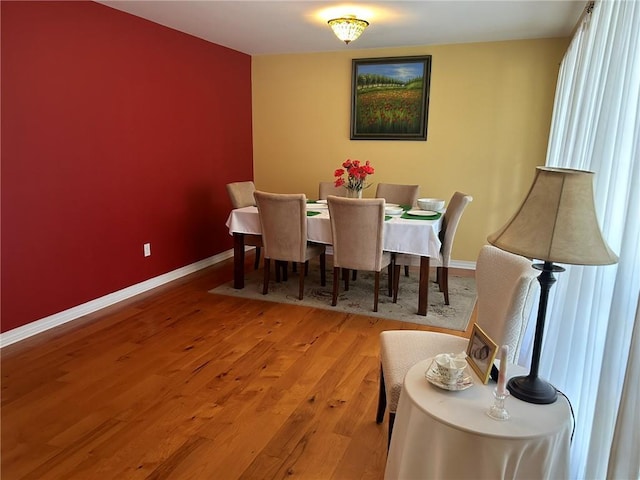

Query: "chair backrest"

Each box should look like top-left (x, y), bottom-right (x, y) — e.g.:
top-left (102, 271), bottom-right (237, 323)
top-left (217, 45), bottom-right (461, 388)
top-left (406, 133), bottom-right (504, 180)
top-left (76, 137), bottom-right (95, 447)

top-left (328, 196), bottom-right (386, 271)
top-left (226, 181), bottom-right (257, 209)
top-left (475, 245), bottom-right (539, 362)
top-left (254, 191), bottom-right (307, 262)
top-left (375, 183), bottom-right (420, 207)
top-left (440, 192), bottom-right (473, 267)
top-left (319, 181), bottom-right (347, 200)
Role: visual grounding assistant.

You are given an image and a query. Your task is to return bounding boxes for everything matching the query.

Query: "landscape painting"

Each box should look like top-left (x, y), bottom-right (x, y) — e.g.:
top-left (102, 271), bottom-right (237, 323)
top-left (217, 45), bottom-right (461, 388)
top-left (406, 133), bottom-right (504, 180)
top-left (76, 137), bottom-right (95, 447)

top-left (350, 55), bottom-right (432, 140)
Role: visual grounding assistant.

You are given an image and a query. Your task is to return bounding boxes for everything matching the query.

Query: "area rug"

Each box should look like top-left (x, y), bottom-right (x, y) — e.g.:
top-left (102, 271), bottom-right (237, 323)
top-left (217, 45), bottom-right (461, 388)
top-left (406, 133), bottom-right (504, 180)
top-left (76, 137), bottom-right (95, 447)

top-left (210, 264), bottom-right (476, 331)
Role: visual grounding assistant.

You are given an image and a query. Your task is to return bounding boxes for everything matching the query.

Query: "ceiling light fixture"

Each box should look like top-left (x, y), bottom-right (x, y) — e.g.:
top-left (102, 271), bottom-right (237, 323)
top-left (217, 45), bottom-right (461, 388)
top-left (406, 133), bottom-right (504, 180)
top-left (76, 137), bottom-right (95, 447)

top-left (328, 15), bottom-right (369, 44)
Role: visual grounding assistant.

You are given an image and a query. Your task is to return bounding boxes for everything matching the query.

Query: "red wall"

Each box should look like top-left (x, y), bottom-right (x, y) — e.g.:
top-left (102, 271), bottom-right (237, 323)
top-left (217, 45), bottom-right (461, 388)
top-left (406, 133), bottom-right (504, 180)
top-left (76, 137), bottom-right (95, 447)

top-left (1, 1), bottom-right (253, 332)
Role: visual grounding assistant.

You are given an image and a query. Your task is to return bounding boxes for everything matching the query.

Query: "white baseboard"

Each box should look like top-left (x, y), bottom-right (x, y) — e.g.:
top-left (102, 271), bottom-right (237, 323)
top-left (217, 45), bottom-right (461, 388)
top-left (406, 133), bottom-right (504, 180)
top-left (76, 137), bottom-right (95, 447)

top-left (399, 257), bottom-right (477, 271)
top-left (0, 251), bottom-right (475, 348)
top-left (0, 249), bottom-right (235, 348)
top-left (450, 260), bottom-right (476, 270)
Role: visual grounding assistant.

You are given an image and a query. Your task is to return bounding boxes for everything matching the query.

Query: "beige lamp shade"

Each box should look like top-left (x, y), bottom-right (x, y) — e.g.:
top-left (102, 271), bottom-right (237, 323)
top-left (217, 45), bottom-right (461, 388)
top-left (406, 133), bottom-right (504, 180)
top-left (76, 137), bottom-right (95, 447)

top-left (488, 167), bottom-right (618, 265)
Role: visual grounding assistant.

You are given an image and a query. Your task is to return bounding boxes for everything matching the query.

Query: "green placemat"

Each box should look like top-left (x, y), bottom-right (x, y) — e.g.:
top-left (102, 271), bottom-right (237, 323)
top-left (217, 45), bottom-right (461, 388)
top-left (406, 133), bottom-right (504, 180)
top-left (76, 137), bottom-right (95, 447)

top-left (401, 204), bottom-right (412, 211)
top-left (401, 211), bottom-right (441, 220)
top-left (307, 199), bottom-right (318, 203)
top-left (385, 215), bottom-right (392, 221)
top-left (307, 211), bottom-right (321, 217)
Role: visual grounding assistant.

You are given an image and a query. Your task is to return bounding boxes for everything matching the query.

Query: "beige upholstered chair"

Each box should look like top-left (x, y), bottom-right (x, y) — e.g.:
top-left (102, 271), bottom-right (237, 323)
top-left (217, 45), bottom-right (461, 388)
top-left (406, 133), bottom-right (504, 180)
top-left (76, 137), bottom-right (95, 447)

top-left (226, 181), bottom-right (262, 270)
top-left (375, 183), bottom-right (420, 208)
top-left (318, 181), bottom-right (347, 200)
top-left (377, 245), bottom-right (538, 444)
top-left (253, 191), bottom-right (326, 300)
top-left (226, 181), bottom-right (257, 209)
top-left (375, 183), bottom-right (420, 278)
top-left (394, 191), bottom-right (473, 304)
top-left (327, 196), bottom-right (394, 312)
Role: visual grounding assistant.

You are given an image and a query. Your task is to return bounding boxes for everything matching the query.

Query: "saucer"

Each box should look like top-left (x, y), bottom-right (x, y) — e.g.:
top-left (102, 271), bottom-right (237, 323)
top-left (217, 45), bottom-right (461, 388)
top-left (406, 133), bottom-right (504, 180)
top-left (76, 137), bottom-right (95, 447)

top-left (425, 358), bottom-right (473, 391)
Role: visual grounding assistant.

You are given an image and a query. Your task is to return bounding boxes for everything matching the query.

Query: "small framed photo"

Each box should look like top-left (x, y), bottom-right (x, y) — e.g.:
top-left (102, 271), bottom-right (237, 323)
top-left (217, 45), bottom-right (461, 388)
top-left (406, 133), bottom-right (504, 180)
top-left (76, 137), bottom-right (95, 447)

top-left (466, 323), bottom-right (499, 384)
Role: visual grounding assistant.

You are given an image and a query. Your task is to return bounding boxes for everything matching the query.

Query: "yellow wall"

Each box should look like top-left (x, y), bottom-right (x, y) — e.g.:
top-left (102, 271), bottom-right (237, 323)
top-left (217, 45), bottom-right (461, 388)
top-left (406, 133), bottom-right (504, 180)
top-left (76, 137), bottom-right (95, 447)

top-left (251, 38), bottom-right (569, 263)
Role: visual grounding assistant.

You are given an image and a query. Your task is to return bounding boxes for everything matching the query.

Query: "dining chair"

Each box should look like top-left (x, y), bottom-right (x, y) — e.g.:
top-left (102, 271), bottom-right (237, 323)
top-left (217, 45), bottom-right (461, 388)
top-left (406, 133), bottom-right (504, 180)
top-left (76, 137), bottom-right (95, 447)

top-left (226, 181), bottom-right (262, 270)
top-left (375, 183), bottom-right (420, 278)
top-left (394, 191), bottom-right (473, 304)
top-left (375, 183), bottom-right (420, 208)
top-left (377, 245), bottom-right (538, 445)
top-left (327, 196), bottom-right (394, 312)
top-left (318, 181), bottom-right (347, 200)
top-left (226, 181), bottom-right (256, 208)
top-left (253, 191), bottom-right (326, 300)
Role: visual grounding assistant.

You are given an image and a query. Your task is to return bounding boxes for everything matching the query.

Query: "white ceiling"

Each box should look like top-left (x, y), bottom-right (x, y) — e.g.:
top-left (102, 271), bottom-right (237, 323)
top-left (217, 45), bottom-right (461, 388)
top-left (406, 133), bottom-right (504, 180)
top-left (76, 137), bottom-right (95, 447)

top-left (98, 1), bottom-right (586, 56)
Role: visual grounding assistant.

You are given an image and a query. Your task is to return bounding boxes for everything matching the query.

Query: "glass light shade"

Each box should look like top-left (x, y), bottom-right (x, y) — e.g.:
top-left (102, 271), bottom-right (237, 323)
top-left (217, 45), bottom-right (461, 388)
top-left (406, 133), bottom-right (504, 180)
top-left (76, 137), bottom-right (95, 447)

top-left (328, 15), bottom-right (369, 44)
top-left (488, 167), bottom-right (618, 265)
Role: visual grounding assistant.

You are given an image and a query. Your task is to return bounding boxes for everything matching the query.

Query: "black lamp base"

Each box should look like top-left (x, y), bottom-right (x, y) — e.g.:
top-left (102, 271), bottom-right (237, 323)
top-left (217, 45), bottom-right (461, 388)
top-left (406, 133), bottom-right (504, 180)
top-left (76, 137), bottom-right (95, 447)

top-left (507, 375), bottom-right (557, 404)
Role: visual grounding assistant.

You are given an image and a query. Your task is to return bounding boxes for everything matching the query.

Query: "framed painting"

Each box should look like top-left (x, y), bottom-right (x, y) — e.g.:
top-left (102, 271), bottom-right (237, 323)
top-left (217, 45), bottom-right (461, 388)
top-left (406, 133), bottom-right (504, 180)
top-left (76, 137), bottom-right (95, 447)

top-left (350, 55), bottom-right (432, 140)
top-left (466, 323), bottom-right (499, 384)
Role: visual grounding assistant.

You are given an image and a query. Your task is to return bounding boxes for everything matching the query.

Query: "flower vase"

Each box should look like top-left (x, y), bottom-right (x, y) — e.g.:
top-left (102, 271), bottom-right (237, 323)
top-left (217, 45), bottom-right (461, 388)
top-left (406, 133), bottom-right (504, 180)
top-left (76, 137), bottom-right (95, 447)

top-left (346, 189), bottom-right (363, 199)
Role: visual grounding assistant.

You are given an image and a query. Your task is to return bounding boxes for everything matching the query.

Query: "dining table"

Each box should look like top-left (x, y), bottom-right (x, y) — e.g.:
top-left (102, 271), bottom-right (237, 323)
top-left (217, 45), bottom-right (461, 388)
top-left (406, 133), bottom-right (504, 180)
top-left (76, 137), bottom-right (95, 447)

top-left (225, 202), bottom-right (443, 316)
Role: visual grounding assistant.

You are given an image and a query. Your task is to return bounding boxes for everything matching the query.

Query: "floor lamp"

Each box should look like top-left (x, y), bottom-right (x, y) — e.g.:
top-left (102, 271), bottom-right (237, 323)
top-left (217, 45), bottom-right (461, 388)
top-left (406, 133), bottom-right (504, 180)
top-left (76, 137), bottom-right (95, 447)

top-left (488, 167), bottom-right (618, 404)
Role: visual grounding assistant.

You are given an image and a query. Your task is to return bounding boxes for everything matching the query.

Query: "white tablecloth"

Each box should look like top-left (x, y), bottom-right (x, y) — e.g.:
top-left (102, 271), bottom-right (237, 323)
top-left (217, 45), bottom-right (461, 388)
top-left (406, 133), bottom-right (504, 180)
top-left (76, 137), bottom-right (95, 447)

top-left (226, 206), bottom-right (442, 257)
top-left (385, 356), bottom-right (572, 479)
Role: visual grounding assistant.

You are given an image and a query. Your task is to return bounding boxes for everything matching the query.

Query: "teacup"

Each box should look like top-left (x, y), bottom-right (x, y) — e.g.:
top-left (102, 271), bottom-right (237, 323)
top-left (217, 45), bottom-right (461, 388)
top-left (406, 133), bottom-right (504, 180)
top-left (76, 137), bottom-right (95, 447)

top-left (435, 354), bottom-right (468, 384)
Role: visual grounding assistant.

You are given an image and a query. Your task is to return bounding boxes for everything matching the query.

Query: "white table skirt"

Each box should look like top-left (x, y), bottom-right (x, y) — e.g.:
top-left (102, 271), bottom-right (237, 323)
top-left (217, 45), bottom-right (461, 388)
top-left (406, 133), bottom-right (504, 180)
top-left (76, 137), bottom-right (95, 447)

top-left (226, 206), bottom-right (442, 257)
top-left (385, 357), bottom-right (572, 480)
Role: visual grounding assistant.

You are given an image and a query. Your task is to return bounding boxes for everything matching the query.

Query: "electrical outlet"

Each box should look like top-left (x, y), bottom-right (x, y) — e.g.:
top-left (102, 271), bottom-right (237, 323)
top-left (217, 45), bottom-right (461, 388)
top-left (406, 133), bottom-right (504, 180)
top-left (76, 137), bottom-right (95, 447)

top-left (143, 243), bottom-right (151, 257)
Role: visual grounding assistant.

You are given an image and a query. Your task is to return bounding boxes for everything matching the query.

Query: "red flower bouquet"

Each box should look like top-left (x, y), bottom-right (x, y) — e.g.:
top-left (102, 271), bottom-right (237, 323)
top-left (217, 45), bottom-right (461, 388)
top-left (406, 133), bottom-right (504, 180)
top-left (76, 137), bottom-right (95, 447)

top-left (334, 159), bottom-right (375, 195)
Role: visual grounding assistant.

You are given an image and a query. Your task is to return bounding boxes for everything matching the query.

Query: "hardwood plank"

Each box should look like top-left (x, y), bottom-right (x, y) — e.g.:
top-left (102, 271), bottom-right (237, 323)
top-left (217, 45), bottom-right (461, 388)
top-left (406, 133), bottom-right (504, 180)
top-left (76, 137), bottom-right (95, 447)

top-left (1, 255), bottom-right (474, 479)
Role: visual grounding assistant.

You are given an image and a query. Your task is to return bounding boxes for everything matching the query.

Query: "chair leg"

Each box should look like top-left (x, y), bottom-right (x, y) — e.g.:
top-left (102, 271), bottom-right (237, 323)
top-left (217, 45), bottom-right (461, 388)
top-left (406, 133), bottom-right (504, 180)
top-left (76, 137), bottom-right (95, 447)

top-left (387, 263), bottom-right (393, 297)
top-left (404, 265), bottom-right (410, 277)
top-left (352, 270), bottom-right (358, 281)
top-left (320, 253), bottom-right (326, 286)
top-left (254, 247), bottom-right (261, 270)
top-left (283, 261), bottom-right (288, 282)
top-left (376, 364), bottom-right (387, 424)
top-left (393, 264), bottom-right (401, 303)
top-left (263, 259), bottom-right (270, 295)
top-left (292, 262), bottom-right (297, 274)
top-left (442, 266), bottom-right (450, 305)
top-left (298, 262), bottom-right (305, 300)
top-left (388, 412), bottom-right (396, 449)
top-left (436, 266), bottom-right (443, 290)
top-left (373, 271), bottom-right (380, 312)
top-left (275, 260), bottom-right (281, 283)
top-left (332, 267), bottom-right (340, 306)
top-left (344, 268), bottom-right (350, 291)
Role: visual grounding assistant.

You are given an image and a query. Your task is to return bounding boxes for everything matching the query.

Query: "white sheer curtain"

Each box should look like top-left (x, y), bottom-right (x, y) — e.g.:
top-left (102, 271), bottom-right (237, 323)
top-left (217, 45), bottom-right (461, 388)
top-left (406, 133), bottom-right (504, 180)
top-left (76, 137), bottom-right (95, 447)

top-left (608, 293), bottom-right (640, 479)
top-left (518, 1), bottom-right (640, 478)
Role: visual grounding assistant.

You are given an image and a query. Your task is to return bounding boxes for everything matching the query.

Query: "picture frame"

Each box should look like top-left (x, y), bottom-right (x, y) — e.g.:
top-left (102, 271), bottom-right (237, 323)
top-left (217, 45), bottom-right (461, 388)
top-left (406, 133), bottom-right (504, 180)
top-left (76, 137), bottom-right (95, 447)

top-left (466, 323), bottom-right (499, 384)
top-left (350, 55), bottom-right (432, 141)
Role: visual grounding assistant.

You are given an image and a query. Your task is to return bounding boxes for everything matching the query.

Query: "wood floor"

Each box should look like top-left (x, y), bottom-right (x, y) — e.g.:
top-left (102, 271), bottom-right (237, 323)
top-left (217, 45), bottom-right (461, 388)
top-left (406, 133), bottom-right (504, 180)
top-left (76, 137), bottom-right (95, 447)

top-left (1, 255), bottom-right (474, 480)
